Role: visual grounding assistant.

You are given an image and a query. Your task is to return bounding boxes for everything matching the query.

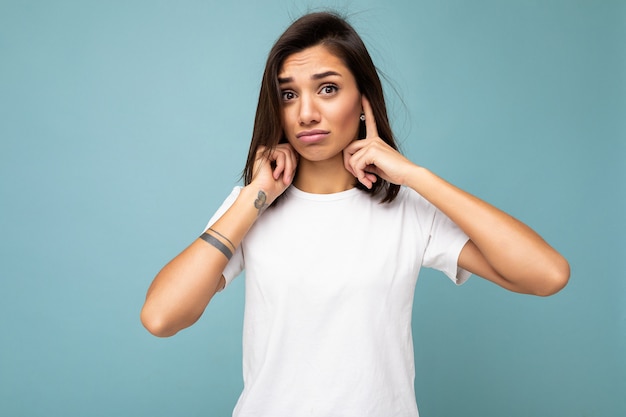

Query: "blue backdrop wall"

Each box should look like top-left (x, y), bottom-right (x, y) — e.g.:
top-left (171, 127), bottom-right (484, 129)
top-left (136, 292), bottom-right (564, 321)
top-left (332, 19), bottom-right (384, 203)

top-left (1, 0), bottom-right (624, 416)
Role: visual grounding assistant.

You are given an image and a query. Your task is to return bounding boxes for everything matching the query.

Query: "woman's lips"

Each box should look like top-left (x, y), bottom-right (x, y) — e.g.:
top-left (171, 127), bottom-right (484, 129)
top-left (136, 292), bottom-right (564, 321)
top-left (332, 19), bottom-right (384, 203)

top-left (296, 130), bottom-right (330, 143)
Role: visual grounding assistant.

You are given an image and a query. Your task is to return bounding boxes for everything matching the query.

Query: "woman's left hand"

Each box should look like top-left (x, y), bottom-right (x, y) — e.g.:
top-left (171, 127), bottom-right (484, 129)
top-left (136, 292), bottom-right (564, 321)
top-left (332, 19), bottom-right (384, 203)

top-left (343, 96), bottom-right (415, 189)
top-left (346, 100), bottom-right (569, 296)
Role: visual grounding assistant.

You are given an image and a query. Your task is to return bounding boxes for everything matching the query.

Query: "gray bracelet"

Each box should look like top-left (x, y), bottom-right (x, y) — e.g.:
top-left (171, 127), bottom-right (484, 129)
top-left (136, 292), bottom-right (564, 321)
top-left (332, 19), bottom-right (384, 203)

top-left (208, 227), bottom-right (235, 251)
top-left (199, 232), bottom-right (233, 260)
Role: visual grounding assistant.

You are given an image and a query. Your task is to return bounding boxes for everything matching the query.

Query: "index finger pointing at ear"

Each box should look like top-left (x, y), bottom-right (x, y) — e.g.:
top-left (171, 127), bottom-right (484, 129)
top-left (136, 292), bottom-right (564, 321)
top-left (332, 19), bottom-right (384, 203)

top-left (361, 95), bottom-right (379, 139)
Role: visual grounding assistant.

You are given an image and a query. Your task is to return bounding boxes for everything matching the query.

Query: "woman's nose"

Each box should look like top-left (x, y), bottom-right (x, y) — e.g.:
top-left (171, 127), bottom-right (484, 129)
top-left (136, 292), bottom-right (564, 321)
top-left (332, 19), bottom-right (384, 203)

top-left (298, 95), bottom-right (320, 125)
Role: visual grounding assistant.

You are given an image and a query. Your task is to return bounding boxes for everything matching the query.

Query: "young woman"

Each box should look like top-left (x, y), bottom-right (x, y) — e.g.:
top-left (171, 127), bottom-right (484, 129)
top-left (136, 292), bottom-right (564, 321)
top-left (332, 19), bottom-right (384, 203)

top-left (141, 12), bottom-right (569, 417)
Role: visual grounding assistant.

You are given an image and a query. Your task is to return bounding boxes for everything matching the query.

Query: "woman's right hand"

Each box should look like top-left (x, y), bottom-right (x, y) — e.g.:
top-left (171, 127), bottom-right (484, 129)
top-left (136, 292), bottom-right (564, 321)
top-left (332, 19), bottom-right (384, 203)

top-left (249, 144), bottom-right (298, 205)
top-left (141, 143), bottom-right (298, 337)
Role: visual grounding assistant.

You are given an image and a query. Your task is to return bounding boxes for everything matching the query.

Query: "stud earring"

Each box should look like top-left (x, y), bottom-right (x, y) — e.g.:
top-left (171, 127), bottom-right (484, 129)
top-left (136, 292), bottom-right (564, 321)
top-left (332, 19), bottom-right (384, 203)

top-left (359, 113), bottom-right (365, 121)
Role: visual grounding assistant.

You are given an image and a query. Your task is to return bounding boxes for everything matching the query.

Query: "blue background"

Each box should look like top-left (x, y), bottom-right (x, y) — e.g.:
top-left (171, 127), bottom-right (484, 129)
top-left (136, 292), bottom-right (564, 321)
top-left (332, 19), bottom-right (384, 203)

top-left (1, 0), bottom-right (624, 416)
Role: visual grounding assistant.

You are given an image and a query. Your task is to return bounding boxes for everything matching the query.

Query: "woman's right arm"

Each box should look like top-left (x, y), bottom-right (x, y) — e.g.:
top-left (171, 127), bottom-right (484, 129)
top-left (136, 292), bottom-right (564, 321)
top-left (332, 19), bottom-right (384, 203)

top-left (140, 144), bottom-right (297, 337)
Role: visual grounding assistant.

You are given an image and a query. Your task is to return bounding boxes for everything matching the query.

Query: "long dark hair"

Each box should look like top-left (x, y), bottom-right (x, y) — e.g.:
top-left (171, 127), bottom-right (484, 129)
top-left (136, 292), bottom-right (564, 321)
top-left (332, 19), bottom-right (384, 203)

top-left (243, 11), bottom-right (400, 203)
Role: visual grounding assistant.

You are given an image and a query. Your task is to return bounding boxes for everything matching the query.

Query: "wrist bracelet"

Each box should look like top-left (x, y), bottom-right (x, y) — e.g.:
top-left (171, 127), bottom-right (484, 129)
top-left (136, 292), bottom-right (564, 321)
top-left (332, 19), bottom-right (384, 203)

top-left (208, 228), bottom-right (235, 251)
top-left (199, 232), bottom-right (233, 260)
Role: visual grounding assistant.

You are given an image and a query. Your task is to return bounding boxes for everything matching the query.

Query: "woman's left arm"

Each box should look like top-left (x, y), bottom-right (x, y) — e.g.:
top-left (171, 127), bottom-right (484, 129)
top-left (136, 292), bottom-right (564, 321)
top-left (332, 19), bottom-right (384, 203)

top-left (406, 166), bottom-right (569, 295)
top-left (344, 98), bottom-right (570, 296)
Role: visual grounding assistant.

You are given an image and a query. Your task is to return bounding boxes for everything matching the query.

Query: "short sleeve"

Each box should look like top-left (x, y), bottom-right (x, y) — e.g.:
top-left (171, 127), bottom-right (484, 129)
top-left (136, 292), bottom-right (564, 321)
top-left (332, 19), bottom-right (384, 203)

top-left (203, 186), bottom-right (245, 288)
top-left (422, 208), bottom-right (472, 285)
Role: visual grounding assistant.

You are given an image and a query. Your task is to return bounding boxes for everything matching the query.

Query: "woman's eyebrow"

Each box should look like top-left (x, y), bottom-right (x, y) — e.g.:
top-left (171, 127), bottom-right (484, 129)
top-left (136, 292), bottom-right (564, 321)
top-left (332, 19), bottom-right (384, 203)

top-left (311, 70), bottom-right (342, 80)
top-left (278, 71), bottom-right (342, 85)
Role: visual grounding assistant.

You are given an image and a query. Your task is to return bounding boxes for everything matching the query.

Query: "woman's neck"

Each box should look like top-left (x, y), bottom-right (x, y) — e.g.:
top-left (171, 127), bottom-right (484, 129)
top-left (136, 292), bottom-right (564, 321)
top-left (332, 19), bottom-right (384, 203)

top-left (293, 156), bottom-right (355, 194)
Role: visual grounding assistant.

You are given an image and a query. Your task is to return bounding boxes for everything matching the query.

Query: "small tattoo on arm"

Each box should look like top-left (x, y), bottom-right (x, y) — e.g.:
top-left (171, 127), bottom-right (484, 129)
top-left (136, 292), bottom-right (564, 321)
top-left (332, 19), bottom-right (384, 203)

top-left (254, 190), bottom-right (268, 215)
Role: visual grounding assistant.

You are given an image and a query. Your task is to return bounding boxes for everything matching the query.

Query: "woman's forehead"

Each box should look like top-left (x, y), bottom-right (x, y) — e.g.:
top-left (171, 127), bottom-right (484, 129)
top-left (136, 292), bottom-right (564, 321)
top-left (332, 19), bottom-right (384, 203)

top-left (278, 45), bottom-right (348, 79)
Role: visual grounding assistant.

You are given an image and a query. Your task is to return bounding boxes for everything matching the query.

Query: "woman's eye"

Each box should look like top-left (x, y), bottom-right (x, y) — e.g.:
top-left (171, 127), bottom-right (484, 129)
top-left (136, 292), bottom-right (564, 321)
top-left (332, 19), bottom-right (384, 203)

top-left (281, 91), bottom-right (296, 101)
top-left (320, 85), bottom-right (338, 95)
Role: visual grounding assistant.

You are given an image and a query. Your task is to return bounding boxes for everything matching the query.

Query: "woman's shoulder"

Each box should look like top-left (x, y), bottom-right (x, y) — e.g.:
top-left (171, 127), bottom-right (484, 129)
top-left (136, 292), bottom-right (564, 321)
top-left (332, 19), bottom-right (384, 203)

top-left (390, 186), bottom-right (437, 216)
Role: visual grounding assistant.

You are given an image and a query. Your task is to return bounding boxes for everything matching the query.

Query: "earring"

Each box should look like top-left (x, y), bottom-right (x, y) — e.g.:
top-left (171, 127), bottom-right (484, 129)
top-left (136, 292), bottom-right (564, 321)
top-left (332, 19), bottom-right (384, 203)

top-left (359, 113), bottom-right (365, 121)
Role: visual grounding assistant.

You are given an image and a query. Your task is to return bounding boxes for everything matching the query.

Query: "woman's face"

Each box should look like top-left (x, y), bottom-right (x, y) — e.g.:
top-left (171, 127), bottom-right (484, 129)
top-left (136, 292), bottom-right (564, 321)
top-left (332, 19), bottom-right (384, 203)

top-left (278, 44), bottom-right (362, 164)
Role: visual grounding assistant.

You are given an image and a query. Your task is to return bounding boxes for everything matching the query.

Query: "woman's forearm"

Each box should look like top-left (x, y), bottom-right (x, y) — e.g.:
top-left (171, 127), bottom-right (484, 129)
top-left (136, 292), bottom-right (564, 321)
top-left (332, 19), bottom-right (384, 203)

top-left (405, 165), bottom-right (570, 295)
top-left (140, 186), bottom-right (265, 337)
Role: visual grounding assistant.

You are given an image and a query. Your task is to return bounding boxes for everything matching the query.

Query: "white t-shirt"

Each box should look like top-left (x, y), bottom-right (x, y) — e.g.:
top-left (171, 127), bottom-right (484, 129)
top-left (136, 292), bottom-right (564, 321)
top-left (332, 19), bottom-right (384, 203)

top-left (206, 185), bottom-right (470, 417)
